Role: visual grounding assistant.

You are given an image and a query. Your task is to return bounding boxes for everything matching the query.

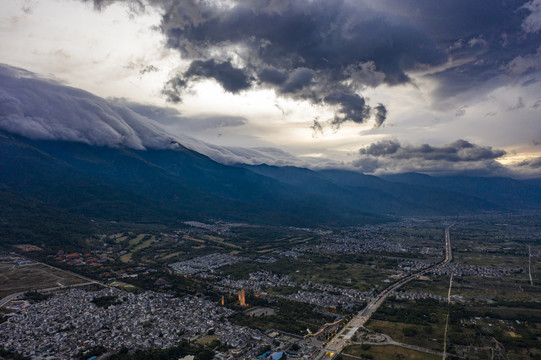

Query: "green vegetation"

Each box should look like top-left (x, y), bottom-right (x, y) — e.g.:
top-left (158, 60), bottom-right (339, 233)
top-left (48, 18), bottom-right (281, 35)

top-left (91, 295), bottom-right (121, 308)
top-left (402, 326), bottom-right (418, 337)
top-left (371, 298), bottom-right (444, 326)
top-left (229, 297), bottom-right (334, 335)
top-left (0, 347), bottom-right (31, 360)
top-left (0, 189), bottom-right (94, 250)
top-left (23, 291), bottom-right (51, 303)
top-left (3, 211), bottom-right (540, 360)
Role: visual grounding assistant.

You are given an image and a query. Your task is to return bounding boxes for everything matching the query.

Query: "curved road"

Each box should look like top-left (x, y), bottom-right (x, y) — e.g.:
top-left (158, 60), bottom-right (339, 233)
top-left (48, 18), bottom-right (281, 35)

top-left (316, 225), bottom-right (454, 359)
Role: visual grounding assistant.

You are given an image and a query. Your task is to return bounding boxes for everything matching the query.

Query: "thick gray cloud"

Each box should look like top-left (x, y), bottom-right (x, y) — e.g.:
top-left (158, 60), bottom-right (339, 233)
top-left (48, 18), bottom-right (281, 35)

top-left (325, 92), bottom-right (370, 127)
top-left (159, 0), bottom-right (446, 126)
top-left (373, 0), bottom-right (541, 100)
top-left (161, 59), bottom-right (252, 103)
top-left (82, 0), bottom-right (449, 128)
top-left (184, 59), bottom-right (252, 93)
top-left (517, 156), bottom-right (541, 168)
top-left (159, 0), bottom-right (446, 80)
top-left (162, 75), bottom-right (187, 103)
top-left (80, 0), bottom-right (541, 124)
top-left (355, 139), bottom-right (507, 175)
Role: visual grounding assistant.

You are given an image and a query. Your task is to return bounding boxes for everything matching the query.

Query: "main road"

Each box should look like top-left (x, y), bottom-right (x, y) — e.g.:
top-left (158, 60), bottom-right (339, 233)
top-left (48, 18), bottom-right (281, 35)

top-left (316, 225), bottom-right (454, 359)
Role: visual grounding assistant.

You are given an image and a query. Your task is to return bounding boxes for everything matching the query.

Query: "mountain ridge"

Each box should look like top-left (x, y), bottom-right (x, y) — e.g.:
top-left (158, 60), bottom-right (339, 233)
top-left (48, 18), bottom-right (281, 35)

top-left (2, 130), bottom-right (540, 246)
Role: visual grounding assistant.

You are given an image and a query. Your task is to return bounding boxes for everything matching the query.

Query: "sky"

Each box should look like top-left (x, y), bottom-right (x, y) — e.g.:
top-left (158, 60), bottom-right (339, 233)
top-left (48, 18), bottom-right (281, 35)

top-left (1, 0), bottom-right (541, 177)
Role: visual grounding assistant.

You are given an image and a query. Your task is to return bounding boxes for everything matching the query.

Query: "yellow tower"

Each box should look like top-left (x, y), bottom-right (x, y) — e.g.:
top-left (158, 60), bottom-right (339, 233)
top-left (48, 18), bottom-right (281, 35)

top-left (238, 289), bottom-right (247, 306)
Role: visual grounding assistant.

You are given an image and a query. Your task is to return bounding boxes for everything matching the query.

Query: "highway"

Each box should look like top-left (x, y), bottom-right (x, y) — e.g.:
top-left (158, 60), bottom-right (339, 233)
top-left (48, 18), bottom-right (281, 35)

top-left (528, 244), bottom-right (534, 286)
top-left (442, 274), bottom-right (454, 360)
top-left (316, 225), bottom-right (454, 359)
top-left (444, 224), bottom-right (453, 263)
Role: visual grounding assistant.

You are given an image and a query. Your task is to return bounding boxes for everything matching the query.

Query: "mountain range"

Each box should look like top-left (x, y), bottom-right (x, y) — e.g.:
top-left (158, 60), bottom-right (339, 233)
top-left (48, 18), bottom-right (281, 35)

top-left (1, 64), bottom-right (540, 246)
top-left (2, 129), bottom-right (541, 247)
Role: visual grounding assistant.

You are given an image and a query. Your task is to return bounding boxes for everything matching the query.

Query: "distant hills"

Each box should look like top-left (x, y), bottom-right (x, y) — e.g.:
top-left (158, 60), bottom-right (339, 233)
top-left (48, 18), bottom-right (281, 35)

top-left (1, 130), bottom-right (541, 247)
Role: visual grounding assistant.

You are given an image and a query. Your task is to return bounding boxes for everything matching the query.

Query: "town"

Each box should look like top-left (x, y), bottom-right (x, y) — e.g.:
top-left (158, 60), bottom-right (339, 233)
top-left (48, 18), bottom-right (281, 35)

top-left (1, 215), bottom-right (540, 359)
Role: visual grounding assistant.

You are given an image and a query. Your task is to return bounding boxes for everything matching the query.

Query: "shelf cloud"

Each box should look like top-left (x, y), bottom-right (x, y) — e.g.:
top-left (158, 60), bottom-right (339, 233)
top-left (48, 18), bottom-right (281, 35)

top-left (0, 64), bottom-right (309, 167)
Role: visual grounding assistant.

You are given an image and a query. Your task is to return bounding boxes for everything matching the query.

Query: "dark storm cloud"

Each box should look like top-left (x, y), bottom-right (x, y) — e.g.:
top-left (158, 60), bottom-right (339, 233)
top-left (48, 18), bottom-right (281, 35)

top-left (325, 92), bottom-right (370, 127)
top-left (160, 0), bottom-right (447, 79)
top-left (160, 60), bottom-right (252, 103)
top-left (359, 139), bottom-right (505, 162)
top-left (81, 0), bottom-right (541, 128)
top-left (354, 139), bottom-right (507, 174)
top-left (374, 0), bottom-right (541, 100)
top-left (84, 0), bottom-right (450, 127)
top-left (161, 75), bottom-right (187, 103)
top-left (258, 68), bottom-right (288, 86)
top-left (372, 0), bottom-right (526, 42)
top-left (165, 0), bottom-right (447, 86)
top-left (184, 59), bottom-right (252, 93)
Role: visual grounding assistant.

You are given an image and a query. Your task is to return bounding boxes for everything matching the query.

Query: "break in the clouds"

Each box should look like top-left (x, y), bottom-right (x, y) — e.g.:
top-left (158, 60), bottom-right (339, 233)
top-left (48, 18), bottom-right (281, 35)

top-left (354, 139), bottom-right (507, 175)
